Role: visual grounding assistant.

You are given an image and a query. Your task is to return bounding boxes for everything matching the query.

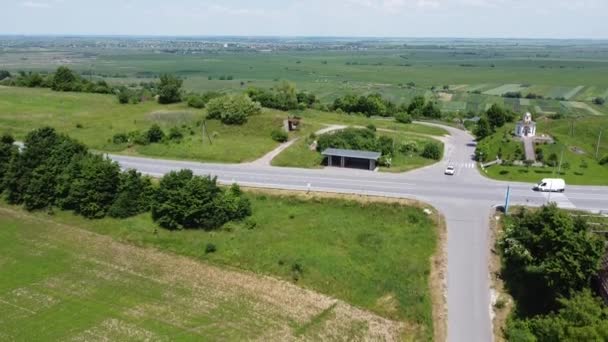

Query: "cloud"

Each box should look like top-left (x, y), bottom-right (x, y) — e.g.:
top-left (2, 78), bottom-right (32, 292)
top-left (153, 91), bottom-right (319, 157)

top-left (21, 1), bottom-right (51, 8)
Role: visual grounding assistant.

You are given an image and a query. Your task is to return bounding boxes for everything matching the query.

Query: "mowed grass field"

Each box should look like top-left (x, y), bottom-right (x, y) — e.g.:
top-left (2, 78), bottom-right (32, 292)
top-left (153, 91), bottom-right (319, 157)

top-left (0, 192), bottom-right (441, 340)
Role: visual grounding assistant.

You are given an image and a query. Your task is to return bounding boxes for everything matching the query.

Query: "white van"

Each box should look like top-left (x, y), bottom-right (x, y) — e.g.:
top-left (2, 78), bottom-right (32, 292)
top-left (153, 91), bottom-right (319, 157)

top-left (534, 178), bottom-right (566, 193)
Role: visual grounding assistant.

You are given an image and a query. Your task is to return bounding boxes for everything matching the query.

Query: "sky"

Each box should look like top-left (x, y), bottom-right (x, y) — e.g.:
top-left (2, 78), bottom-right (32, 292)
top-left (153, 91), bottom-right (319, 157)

top-left (1, 0), bottom-right (607, 39)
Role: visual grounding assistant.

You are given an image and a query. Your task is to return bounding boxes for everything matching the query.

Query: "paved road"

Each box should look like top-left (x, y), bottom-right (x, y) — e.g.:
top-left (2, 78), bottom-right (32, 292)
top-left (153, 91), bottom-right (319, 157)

top-left (108, 125), bottom-right (608, 342)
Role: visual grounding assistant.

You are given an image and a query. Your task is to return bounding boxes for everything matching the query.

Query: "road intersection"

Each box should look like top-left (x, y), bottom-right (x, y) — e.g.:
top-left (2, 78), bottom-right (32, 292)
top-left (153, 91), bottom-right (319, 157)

top-left (109, 124), bottom-right (608, 342)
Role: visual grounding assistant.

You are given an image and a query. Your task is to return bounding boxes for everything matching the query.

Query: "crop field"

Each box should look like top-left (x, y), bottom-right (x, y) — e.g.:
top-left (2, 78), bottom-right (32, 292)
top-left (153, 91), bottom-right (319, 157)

top-left (2, 38), bottom-right (607, 118)
top-left (0, 191), bottom-right (442, 341)
top-left (483, 84), bottom-right (526, 96)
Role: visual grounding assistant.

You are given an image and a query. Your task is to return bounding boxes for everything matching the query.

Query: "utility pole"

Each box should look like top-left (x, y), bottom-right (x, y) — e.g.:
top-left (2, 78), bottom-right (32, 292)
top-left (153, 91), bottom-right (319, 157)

top-left (557, 148), bottom-right (565, 175)
top-left (504, 186), bottom-right (511, 215)
top-left (596, 129), bottom-right (603, 160)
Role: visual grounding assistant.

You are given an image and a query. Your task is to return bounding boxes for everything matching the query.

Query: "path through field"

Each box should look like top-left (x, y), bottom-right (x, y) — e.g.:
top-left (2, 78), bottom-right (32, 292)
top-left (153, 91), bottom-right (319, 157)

top-left (0, 207), bottom-right (406, 341)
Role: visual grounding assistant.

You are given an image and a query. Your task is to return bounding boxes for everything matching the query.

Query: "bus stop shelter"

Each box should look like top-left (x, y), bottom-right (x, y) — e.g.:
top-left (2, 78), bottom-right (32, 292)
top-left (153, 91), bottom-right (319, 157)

top-left (321, 148), bottom-right (381, 171)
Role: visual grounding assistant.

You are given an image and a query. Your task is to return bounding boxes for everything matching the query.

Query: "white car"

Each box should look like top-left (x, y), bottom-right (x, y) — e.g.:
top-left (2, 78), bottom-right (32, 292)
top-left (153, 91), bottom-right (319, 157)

top-left (444, 165), bottom-right (455, 176)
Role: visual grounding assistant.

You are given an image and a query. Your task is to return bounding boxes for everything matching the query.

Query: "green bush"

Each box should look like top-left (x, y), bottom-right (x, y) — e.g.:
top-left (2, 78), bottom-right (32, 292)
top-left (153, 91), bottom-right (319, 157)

top-left (599, 155), bottom-right (608, 165)
top-left (157, 74), bottom-right (183, 104)
top-left (112, 133), bottom-right (128, 144)
top-left (205, 243), bottom-right (217, 254)
top-left (151, 170), bottom-right (251, 230)
top-left (206, 94), bottom-right (262, 125)
top-left (168, 127), bottom-right (184, 141)
top-left (146, 124), bottom-right (165, 143)
top-left (395, 112), bottom-right (412, 124)
top-left (271, 130), bottom-right (288, 143)
top-left (421, 143), bottom-right (441, 160)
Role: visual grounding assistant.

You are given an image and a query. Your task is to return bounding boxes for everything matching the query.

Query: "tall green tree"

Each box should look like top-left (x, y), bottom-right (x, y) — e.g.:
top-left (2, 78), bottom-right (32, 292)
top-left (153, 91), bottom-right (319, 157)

top-left (486, 104), bottom-right (508, 130)
top-left (507, 290), bottom-right (608, 341)
top-left (157, 74), bottom-right (183, 104)
top-left (52, 66), bottom-right (78, 91)
top-left (57, 154), bottom-right (121, 219)
top-left (500, 204), bottom-right (605, 315)
top-left (0, 134), bottom-right (17, 192)
top-left (108, 169), bottom-right (154, 218)
top-left (474, 117), bottom-right (492, 140)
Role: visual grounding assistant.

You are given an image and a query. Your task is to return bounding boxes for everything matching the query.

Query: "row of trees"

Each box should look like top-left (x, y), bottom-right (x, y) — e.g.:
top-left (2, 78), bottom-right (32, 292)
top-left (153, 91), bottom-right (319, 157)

top-left (246, 82), bottom-right (317, 111)
top-left (1, 67), bottom-right (114, 94)
top-left (474, 104), bottom-right (517, 141)
top-left (330, 94), bottom-right (442, 120)
top-left (500, 205), bottom-right (607, 340)
top-left (0, 128), bottom-right (251, 230)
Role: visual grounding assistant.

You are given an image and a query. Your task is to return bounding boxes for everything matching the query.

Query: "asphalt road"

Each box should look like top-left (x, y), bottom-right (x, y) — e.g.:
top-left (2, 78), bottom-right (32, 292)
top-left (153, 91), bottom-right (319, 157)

top-left (108, 125), bottom-right (608, 342)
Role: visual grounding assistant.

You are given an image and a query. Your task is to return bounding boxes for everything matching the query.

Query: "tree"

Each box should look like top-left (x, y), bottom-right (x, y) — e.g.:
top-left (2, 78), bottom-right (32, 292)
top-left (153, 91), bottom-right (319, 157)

top-left (407, 96), bottom-right (426, 116)
top-left (151, 170), bottom-right (251, 230)
top-left (3, 127), bottom-right (86, 206)
top-left (593, 97), bottom-right (605, 105)
top-left (421, 143), bottom-right (441, 160)
top-left (474, 117), bottom-right (492, 140)
top-left (57, 154), bottom-right (121, 219)
top-left (507, 290), bottom-right (608, 341)
top-left (157, 74), bottom-right (183, 104)
top-left (51, 66), bottom-right (78, 91)
top-left (500, 205), bottom-right (605, 315)
top-left (117, 89), bottom-right (131, 104)
top-left (395, 112), bottom-right (413, 124)
top-left (0, 134), bottom-right (17, 192)
top-left (206, 94), bottom-right (262, 125)
top-left (146, 124), bottom-right (165, 143)
top-left (0, 70), bottom-right (10, 80)
top-left (316, 128), bottom-right (378, 153)
top-left (547, 153), bottom-right (559, 167)
top-left (486, 104), bottom-right (507, 129)
top-left (421, 101), bottom-right (442, 119)
top-left (108, 169), bottom-right (154, 218)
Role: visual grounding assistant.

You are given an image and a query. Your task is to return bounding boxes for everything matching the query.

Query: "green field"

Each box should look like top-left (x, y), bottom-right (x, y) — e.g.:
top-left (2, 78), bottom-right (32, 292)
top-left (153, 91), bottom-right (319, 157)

top-left (0, 193), bottom-right (440, 340)
top-left (2, 38), bottom-right (607, 118)
top-left (479, 117), bottom-right (608, 185)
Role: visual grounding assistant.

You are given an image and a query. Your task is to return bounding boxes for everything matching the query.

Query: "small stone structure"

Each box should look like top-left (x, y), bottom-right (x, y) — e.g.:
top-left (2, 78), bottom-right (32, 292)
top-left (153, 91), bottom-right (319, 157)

top-left (515, 112), bottom-right (537, 137)
top-left (283, 117), bottom-right (301, 132)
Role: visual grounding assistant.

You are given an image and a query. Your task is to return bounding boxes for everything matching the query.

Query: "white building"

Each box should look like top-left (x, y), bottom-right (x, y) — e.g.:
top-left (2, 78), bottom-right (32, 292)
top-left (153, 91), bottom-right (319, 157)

top-left (515, 112), bottom-right (536, 137)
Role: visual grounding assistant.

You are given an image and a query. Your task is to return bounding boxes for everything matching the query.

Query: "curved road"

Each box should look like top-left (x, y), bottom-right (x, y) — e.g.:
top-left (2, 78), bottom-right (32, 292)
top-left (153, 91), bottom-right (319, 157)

top-left (109, 125), bottom-right (608, 342)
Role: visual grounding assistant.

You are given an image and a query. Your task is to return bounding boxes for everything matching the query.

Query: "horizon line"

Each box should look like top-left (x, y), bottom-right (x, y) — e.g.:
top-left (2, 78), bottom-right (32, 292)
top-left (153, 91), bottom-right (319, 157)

top-left (1, 34), bottom-right (608, 41)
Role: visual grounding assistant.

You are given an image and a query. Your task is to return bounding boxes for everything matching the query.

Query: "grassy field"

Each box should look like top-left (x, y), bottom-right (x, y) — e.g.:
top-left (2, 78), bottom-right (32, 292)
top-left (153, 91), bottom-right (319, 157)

top-left (0, 87), bottom-right (446, 165)
top-left (0, 192), bottom-right (441, 340)
top-left (479, 117), bottom-right (608, 185)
